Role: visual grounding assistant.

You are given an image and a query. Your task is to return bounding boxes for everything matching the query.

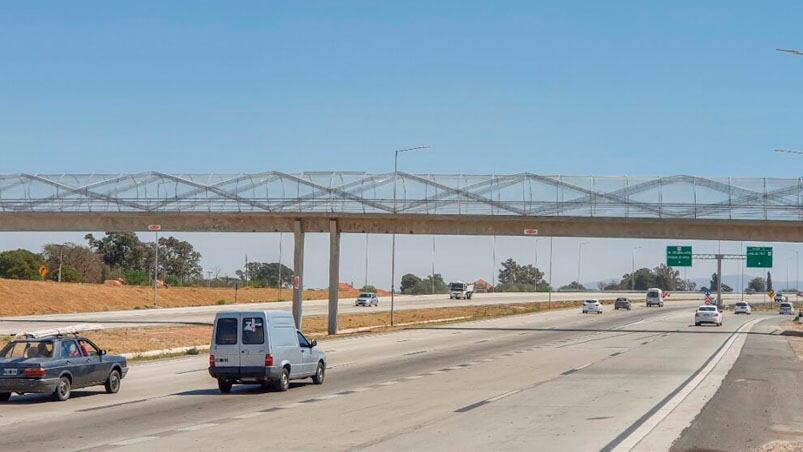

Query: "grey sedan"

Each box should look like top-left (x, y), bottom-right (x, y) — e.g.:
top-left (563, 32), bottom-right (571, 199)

top-left (0, 336), bottom-right (128, 402)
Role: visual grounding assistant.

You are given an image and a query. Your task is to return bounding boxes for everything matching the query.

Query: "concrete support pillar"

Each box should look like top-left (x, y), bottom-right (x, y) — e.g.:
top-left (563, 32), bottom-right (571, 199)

top-left (328, 219), bottom-right (340, 335)
top-left (292, 220), bottom-right (304, 329)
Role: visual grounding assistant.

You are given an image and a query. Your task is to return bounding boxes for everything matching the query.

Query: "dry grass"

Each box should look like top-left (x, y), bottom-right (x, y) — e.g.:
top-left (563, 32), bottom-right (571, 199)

top-left (1, 300), bottom-right (586, 356)
top-left (0, 278), bottom-right (379, 316)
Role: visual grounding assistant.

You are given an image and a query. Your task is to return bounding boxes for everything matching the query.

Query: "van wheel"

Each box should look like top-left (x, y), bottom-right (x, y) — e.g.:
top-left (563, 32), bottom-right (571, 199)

top-left (217, 379), bottom-right (232, 393)
top-left (312, 362), bottom-right (325, 385)
top-left (273, 368), bottom-right (290, 392)
top-left (52, 376), bottom-right (71, 401)
top-left (0, 392), bottom-right (10, 402)
top-left (104, 369), bottom-right (121, 394)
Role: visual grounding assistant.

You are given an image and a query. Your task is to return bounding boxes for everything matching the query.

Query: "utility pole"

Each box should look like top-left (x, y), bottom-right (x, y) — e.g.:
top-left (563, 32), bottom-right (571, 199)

top-left (153, 230), bottom-right (159, 307)
top-left (533, 238), bottom-right (539, 292)
top-left (278, 232), bottom-right (283, 301)
top-left (431, 236), bottom-right (436, 295)
top-left (631, 246), bottom-right (641, 291)
top-left (548, 237), bottom-right (554, 306)
top-left (206, 271), bottom-right (212, 287)
top-left (364, 233), bottom-right (369, 289)
top-left (57, 245), bottom-right (64, 283)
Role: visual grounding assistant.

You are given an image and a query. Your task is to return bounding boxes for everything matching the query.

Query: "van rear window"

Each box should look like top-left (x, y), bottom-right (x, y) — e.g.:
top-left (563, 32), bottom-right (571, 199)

top-left (215, 318), bottom-right (238, 345)
top-left (242, 317), bottom-right (264, 345)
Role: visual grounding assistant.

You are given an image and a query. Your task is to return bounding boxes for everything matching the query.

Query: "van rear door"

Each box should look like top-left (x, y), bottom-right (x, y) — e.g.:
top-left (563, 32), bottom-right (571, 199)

top-left (212, 315), bottom-right (240, 368)
top-left (240, 315), bottom-right (267, 370)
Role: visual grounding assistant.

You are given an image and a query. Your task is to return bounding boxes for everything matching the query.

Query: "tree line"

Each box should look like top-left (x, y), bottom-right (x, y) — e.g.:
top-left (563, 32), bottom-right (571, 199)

top-left (0, 232), bottom-right (202, 286)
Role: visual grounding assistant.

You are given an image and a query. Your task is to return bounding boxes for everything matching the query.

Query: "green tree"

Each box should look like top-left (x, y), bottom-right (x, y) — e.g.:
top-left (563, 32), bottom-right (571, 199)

top-left (414, 273), bottom-right (449, 294)
top-left (236, 262), bottom-right (292, 288)
top-left (748, 277), bottom-right (766, 292)
top-left (58, 265), bottom-right (82, 283)
top-left (85, 232), bottom-right (151, 273)
top-left (43, 243), bottom-right (104, 283)
top-left (559, 281), bottom-right (586, 291)
top-left (360, 285), bottom-right (378, 293)
top-left (766, 272), bottom-right (773, 292)
top-left (709, 273), bottom-right (732, 292)
top-left (400, 273), bottom-right (422, 294)
top-left (124, 270), bottom-right (150, 286)
top-left (653, 264), bottom-right (684, 291)
top-left (496, 258), bottom-right (548, 292)
top-left (153, 236), bottom-right (202, 283)
top-left (0, 249), bottom-right (46, 280)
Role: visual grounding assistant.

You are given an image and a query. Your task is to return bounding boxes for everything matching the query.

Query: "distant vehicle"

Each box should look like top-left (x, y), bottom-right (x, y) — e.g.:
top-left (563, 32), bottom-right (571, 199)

top-left (695, 305), bottom-right (723, 327)
top-left (646, 288), bottom-right (665, 307)
top-left (0, 325), bottom-right (128, 402)
top-left (449, 281), bottom-right (474, 300)
top-left (779, 302), bottom-right (795, 315)
top-left (744, 288), bottom-right (756, 295)
top-left (582, 299), bottom-right (603, 314)
top-left (774, 294), bottom-right (788, 303)
top-left (614, 297), bottom-right (632, 310)
top-left (734, 302), bottom-right (752, 315)
top-left (209, 311), bottom-right (326, 393)
top-left (355, 293), bottom-right (378, 307)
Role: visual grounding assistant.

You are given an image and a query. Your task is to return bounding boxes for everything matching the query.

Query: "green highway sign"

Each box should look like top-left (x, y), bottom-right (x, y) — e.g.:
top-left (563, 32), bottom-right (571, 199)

top-left (746, 246), bottom-right (773, 268)
top-left (667, 246), bottom-right (692, 267)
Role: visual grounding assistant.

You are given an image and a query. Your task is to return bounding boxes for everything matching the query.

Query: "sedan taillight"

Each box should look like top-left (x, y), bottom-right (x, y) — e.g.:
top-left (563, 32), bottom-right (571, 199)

top-left (23, 368), bottom-right (46, 378)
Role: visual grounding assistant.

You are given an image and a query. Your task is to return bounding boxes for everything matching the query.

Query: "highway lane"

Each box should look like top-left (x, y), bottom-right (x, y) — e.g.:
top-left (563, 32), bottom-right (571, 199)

top-left (0, 291), bottom-right (755, 335)
top-left (0, 299), bottom-right (769, 451)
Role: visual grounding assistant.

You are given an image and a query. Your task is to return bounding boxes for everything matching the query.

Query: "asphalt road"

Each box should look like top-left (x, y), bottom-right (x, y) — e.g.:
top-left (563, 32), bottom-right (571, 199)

top-left (0, 291), bottom-right (766, 335)
top-left (0, 299), bottom-right (783, 451)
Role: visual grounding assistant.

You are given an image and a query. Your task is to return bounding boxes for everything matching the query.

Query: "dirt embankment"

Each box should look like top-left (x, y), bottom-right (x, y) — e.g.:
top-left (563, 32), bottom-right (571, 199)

top-left (0, 278), bottom-right (385, 317)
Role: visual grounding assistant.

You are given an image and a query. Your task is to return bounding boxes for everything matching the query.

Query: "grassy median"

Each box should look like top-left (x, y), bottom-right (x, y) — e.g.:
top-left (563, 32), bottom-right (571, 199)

top-left (2, 299), bottom-right (594, 358)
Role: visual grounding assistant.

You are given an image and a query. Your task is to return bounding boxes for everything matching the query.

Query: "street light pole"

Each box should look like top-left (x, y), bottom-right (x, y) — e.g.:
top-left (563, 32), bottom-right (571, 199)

top-left (577, 241), bottom-right (588, 289)
top-left (391, 145), bottom-right (431, 326)
top-left (631, 246), bottom-right (641, 291)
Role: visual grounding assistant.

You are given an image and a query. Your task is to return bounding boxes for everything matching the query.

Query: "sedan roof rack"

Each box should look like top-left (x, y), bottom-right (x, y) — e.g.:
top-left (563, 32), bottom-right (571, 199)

top-left (14, 324), bottom-right (104, 339)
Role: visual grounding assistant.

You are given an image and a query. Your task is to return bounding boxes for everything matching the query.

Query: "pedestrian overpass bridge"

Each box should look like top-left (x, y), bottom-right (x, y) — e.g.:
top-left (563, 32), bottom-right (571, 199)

top-left (2, 172), bottom-right (801, 333)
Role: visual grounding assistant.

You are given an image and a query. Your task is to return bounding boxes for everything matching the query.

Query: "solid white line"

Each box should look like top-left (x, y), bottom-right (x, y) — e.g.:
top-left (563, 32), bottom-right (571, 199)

top-left (176, 423), bottom-right (218, 432)
top-left (575, 362), bottom-right (593, 371)
top-left (110, 436), bottom-right (159, 446)
top-left (279, 402), bottom-right (306, 409)
top-left (377, 381), bottom-right (398, 386)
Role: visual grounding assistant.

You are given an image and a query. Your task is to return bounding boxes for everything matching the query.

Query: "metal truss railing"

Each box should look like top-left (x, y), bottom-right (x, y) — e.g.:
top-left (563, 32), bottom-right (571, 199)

top-left (0, 172), bottom-right (802, 221)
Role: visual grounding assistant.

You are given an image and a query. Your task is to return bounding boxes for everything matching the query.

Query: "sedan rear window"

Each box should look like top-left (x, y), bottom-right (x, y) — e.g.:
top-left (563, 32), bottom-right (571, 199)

top-left (736, 302), bottom-right (747, 307)
top-left (0, 340), bottom-right (54, 359)
top-left (215, 318), bottom-right (238, 345)
top-left (698, 306), bottom-right (717, 312)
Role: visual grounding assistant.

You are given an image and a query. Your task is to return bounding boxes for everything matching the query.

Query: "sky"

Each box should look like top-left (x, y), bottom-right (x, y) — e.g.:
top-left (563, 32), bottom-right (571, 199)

top-left (1, 2), bottom-right (803, 290)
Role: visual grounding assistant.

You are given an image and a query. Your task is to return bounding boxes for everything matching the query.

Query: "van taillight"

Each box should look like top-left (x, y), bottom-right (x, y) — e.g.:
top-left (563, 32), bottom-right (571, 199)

top-left (264, 354), bottom-right (273, 367)
top-left (209, 355), bottom-right (215, 368)
top-left (23, 368), bottom-right (45, 378)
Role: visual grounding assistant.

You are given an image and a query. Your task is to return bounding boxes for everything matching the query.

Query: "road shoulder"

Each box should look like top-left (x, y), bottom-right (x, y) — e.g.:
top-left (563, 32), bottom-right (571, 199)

top-left (669, 318), bottom-right (803, 452)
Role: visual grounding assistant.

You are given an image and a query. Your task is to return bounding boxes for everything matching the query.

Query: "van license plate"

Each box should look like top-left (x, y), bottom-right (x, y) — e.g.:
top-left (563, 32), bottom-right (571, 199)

top-left (3, 369), bottom-right (18, 376)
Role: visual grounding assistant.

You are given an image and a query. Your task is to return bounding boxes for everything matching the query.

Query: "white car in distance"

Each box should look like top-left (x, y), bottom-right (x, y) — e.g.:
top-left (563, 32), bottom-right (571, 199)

top-left (582, 299), bottom-right (603, 314)
top-left (695, 305), bottom-right (723, 326)
top-left (733, 302), bottom-right (752, 315)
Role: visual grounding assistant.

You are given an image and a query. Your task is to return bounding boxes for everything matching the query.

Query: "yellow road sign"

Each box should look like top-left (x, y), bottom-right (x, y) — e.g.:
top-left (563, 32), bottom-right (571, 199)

top-left (768, 290), bottom-right (775, 300)
top-left (38, 265), bottom-right (49, 278)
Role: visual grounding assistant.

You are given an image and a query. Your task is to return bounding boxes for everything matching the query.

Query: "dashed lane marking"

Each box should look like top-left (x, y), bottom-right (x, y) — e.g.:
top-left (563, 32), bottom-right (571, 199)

top-left (175, 423), bottom-right (218, 432)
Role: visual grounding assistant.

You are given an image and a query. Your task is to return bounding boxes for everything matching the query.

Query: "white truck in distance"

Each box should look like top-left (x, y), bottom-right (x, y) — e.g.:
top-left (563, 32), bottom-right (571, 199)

top-left (449, 281), bottom-right (474, 300)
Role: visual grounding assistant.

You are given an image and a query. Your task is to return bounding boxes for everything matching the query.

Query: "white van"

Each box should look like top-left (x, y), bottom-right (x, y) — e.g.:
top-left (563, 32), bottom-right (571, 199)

top-left (208, 310), bottom-right (327, 393)
top-left (646, 288), bottom-right (664, 307)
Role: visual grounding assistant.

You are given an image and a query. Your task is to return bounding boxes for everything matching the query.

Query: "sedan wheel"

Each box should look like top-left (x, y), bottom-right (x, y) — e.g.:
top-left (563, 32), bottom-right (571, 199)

top-left (104, 370), bottom-right (121, 394)
top-left (52, 376), bottom-right (71, 401)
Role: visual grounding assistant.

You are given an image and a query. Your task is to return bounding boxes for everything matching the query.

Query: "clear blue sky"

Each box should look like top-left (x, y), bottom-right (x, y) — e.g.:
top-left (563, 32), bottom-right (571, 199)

top-left (1, 2), bottom-right (802, 290)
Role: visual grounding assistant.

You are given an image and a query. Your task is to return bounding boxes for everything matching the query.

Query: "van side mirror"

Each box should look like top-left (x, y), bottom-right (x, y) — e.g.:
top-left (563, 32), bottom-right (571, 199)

top-left (310, 339), bottom-right (317, 348)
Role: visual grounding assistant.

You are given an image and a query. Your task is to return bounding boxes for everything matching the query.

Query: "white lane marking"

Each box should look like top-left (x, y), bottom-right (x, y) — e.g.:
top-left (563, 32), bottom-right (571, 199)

top-left (487, 390), bottom-right (520, 402)
top-left (404, 375), bottom-right (423, 380)
top-left (575, 362), bottom-right (593, 371)
top-left (315, 394), bottom-right (341, 400)
top-left (613, 317), bottom-right (766, 452)
top-left (176, 423), bottom-right (218, 432)
top-left (110, 436), bottom-right (158, 446)
top-left (234, 412), bottom-right (264, 419)
top-left (377, 381), bottom-right (398, 386)
top-left (350, 387), bottom-right (372, 392)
